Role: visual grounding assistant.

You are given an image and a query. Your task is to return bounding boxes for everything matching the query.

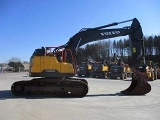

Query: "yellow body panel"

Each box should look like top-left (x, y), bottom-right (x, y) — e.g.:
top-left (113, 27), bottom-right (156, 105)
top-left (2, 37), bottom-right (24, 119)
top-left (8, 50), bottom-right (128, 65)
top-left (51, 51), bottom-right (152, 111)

top-left (146, 68), bottom-right (152, 78)
top-left (147, 72), bottom-right (152, 78)
top-left (88, 65), bottom-right (92, 70)
top-left (31, 56), bottom-right (74, 73)
top-left (102, 65), bottom-right (109, 71)
top-left (124, 67), bottom-right (131, 73)
top-left (124, 64), bottom-right (131, 73)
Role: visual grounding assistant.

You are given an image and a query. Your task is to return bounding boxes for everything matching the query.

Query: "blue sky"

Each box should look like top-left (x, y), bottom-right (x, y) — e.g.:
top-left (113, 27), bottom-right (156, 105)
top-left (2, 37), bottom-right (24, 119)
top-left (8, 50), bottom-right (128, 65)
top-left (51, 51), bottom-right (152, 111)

top-left (0, 0), bottom-right (160, 63)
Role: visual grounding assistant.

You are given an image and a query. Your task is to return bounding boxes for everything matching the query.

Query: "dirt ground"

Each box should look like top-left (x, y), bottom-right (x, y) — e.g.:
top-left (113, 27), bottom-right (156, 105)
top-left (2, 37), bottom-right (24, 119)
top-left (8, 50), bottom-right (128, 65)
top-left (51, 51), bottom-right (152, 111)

top-left (0, 72), bottom-right (160, 120)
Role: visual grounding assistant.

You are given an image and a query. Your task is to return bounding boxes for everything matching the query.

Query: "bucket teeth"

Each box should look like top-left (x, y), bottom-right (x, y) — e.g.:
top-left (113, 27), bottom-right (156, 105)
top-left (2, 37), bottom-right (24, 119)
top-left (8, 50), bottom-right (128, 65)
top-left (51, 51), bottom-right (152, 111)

top-left (121, 71), bottom-right (151, 95)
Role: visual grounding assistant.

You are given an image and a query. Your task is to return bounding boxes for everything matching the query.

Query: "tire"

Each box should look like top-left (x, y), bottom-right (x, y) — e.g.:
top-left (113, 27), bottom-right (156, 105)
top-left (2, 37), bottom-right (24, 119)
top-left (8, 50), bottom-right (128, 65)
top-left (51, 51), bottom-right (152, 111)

top-left (120, 74), bottom-right (124, 80)
top-left (157, 72), bottom-right (160, 79)
top-left (149, 72), bottom-right (154, 81)
top-left (124, 73), bottom-right (127, 79)
top-left (154, 71), bottom-right (157, 80)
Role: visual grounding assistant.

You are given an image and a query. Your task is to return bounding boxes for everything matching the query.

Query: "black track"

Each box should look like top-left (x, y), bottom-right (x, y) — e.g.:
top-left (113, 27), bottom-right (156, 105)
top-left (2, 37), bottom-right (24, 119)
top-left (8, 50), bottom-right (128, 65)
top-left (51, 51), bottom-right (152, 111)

top-left (11, 78), bottom-right (88, 98)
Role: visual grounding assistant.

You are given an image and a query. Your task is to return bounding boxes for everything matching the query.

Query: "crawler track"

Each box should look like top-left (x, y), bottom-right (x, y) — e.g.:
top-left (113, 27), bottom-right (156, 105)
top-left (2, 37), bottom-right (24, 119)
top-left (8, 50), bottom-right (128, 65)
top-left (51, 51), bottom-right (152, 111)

top-left (11, 78), bottom-right (88, 97)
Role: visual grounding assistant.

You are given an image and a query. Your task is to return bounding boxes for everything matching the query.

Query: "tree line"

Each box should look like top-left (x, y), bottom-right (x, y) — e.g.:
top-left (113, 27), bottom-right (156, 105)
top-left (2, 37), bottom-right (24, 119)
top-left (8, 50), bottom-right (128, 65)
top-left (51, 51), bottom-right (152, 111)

top-left (77, 35), bottom-right (160, 65)
top-left (0, 57), bottom-right (25, 72)
top-left (2, 35), bottom-right (160, 72)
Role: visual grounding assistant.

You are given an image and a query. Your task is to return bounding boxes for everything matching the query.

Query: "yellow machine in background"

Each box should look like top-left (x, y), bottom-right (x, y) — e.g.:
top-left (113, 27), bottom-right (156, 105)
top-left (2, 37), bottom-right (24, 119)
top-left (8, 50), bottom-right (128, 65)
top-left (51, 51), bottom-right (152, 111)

top-left (145, 60), bottom-right (157, 81)
top-left (90, 61), bottom-right (109, 78)
top-left (76, 56), bottom-right (95, 77)
top-left (124, 64), bottom-right (132, 77)
top-left (77, 62), bottom-right (92, 77)
top-left (108, 54), bottom-right (131, 80)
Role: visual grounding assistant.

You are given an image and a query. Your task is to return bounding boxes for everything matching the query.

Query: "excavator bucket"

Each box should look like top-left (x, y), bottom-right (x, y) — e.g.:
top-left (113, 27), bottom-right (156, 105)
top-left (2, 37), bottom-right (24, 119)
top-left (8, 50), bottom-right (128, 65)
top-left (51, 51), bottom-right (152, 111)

top-left (121, 71), bottom-right (151, 95)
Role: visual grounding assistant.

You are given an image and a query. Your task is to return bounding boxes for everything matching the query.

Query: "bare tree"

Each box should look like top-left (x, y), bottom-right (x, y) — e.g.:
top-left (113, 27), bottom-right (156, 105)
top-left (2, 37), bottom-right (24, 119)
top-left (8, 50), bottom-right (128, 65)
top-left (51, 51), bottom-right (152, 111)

top-left (8, 57), bottom-right (21, 63)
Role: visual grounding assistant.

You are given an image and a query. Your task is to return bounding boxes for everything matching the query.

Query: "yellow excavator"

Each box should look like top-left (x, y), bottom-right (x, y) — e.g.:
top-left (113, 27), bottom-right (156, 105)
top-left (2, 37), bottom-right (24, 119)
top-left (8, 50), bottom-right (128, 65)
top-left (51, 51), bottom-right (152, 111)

top-left (77, 56), bottom-right (95, 77)
top-left (11, 18), bottom-right (151, 97)
top-left (90, 58), bottom-right (110, 78)
top-left (109, 54), bottom-right (131, 80)
top-left (145, 60), bottom-right (157, 81)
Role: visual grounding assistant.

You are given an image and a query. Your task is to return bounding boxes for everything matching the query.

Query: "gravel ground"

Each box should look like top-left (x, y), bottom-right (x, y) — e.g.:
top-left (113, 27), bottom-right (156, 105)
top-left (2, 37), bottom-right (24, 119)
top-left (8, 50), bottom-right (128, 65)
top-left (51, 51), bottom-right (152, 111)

top-left (0, 72), bottom-right (160, 120)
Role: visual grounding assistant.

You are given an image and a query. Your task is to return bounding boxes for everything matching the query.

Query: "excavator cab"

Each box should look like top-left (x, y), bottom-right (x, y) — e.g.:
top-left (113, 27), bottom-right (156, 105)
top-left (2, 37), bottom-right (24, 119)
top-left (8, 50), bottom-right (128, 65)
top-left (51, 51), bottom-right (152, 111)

top-left (29, 46), bottom-right (75, 78)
